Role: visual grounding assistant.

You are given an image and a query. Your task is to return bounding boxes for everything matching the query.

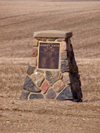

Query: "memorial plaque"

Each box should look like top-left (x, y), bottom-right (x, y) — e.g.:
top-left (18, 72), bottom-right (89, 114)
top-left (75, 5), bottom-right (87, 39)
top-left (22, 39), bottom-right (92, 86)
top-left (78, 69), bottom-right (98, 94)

top-left (38, 42), bottom-right (60, 70)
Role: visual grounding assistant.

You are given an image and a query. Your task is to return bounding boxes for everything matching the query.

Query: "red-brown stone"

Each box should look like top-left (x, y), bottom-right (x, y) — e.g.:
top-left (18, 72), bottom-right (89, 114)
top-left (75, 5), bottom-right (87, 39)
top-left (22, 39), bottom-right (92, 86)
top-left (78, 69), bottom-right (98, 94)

top-left (41, 80), bottom-right (50, 94)
top-left (60, 74), bottom-right (63, 79)
top-left (53, 80), bottom-right (65, 93)
top-left (61, 41), bottom-right (68, 51)
top-left (31, 47), bottom-right (37, 57)
top-left (33, 39), bottom-right (38, 47)
top-left (36, 38), bottom-right (47, 41)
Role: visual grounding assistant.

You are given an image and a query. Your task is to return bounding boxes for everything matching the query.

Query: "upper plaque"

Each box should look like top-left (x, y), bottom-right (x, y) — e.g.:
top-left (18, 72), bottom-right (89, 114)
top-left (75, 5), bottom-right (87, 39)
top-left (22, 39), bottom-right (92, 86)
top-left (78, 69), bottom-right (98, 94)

top-left (38, 42), bottom-right (60, 70)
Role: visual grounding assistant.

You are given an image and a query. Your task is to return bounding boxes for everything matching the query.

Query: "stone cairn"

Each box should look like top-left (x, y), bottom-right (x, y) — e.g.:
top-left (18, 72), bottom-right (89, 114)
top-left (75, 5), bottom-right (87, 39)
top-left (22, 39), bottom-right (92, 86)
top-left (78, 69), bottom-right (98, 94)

top-left (21, 30), bottom-right (83, 102)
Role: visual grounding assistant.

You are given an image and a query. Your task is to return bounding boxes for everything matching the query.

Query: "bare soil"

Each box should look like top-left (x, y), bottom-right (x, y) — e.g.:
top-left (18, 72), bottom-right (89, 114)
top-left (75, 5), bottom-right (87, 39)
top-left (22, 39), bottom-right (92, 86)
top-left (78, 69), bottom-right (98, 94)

top-left (0, 0), bottom-right (100, 133)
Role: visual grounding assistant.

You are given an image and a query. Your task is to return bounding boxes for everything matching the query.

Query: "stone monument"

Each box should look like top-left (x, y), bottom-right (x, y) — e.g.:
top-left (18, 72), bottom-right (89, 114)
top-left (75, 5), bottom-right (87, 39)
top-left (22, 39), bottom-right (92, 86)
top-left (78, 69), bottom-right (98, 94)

top-left (20, 30), bottom-right (83, 102)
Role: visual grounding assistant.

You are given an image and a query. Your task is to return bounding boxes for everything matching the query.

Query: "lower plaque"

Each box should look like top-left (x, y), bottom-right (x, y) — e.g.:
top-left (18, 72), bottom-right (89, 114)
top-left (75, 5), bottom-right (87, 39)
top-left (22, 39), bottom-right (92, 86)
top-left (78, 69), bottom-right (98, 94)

top-left (38, 41), bottom-right (60, 70)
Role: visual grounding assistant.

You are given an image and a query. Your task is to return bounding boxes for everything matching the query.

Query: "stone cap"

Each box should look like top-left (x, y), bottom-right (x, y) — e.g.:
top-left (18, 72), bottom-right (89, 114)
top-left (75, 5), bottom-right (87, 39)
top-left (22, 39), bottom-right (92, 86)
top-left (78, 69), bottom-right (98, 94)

top-left (33, 30), bottom-right (72, 39)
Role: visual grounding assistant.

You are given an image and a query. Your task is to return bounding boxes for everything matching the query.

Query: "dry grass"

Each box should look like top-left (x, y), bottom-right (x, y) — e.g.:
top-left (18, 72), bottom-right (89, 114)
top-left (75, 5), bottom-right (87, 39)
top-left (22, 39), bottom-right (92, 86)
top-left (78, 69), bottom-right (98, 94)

top-left (0, 0), bottom-right (100, 133)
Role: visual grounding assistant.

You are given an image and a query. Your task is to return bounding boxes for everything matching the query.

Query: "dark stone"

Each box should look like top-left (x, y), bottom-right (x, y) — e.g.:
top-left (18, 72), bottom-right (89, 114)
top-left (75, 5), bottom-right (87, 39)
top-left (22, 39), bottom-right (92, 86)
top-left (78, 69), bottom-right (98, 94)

top-left (61, 60), bottom-right (70, 72)
top-left (56, 86), bottom-right (73, 100)
top-left (27, 65), bottom-right (35, 75)
top-left (23, 76), bottom-right (41, 92)
top-left (45, 71), bottom-right (60, 86)
top-left (46, 88), bottom-right (56, 99)
top-left (20, 90), bottom-right (29, 100)
top-left (29, 93), bottom-right (44, 99)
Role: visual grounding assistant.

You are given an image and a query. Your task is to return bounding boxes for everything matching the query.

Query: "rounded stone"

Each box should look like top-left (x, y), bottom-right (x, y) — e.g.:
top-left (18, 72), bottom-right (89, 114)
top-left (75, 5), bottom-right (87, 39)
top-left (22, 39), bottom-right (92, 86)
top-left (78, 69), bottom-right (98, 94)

top-left (32, 72), bottom-right (44, 87)
top-left (23, 76), bottom-right (41, 92)
top-left (33, 39), bottom-right (38, 47)
top-left (53, 80), bottom-right (65, 93)
top-left (63, 72), bottom-right (74, 85)
top-left (20, 90), bottom-right (30, 100)
top-left (61, 41), bottom-right (68, 51)
top-left (46, 88), bottom-right (56, 99)
top-left (61, 51), bottom-right (67, 60)
top-left (45, 71), bottom-right (60, 86)
top-left (29, 93), bottom-right (44, 99)
top-left (56, 86), bottom-right (73, 100)
top-left (29, 57), bottom-right (37, 67)
top-left (61, 60), bottom-right (70, 72)
top-left (41, 80), bottom-right (50, 94)
top-left (27, 65), bottom-right (36, 75)
top-left (31, 47), bottom-right (37, 57)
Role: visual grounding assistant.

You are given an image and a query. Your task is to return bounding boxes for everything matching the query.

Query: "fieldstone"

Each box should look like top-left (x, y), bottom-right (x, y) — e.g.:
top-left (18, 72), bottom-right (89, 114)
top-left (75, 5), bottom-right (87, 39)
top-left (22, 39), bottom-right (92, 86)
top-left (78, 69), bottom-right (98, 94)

top-left (23, 76), bottom-right (41, 92)
top-left (33, 39), bottom-right (38, 47)
top-left (46, 88), bottom-right (56, 99)
top-left (36, 38), bottom-right (47, 41)
top-left (36, 69), bottom-right (44, 73)
top-left (68, 58), bottom-right (73, 73)
top-left (61, 60), bottom-right (70, 72)
top-left (31, 47), bottom-right (37, 57)
top-left (47, 38), bottom-right (55, 41)
top-left (29, 93), bottom-right (44, 99)
top-left (45, 71), bottom-right (60, 86)
top-left (56, 38), bottom-right (65, 42)
top-left (53, 80), bottom-right (65, 93)
top-left (60, 73), bottom-right (63, 79)
top-left (29, 57), bottom-right (37, 67)
top-left (63, 72), bottom-right (74, 85)
top-left (27, 65), bottom-right (35, 75)
top-left (32, 72), bottom-right (44, 87)
top-left (41, 80), bottom-right (50, 94)
top-left (61, 41), bottom-right (68, 51)
top-left (20, 90), bottom-right (29, 100)
top-left (61, 51), bottom-right (67, 60)
top-left (56, 86), bottom-right (73, 100)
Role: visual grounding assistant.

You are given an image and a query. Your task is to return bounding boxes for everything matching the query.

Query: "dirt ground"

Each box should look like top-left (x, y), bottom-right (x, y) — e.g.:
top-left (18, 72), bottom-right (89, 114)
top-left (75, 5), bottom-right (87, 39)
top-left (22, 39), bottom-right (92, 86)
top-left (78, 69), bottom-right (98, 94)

top-left (0, 0), bottom-right (100, 133)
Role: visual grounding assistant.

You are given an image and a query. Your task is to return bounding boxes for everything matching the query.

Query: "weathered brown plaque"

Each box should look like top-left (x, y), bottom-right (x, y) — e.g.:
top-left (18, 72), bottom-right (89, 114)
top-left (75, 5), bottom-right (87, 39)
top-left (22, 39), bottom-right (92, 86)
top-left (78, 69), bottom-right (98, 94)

top-left (38, 42), bottom-right (60, 70)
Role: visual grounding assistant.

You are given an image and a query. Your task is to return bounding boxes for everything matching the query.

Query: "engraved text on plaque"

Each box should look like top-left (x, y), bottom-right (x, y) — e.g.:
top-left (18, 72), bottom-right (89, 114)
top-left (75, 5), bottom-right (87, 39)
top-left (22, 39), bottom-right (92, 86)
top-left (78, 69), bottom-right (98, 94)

top-left (38, 42), bottom-right (60, 69)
